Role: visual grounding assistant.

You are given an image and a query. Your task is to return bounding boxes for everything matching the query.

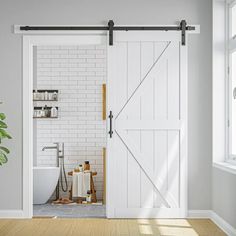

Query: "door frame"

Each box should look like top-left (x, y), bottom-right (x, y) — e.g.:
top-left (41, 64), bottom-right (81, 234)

top-left (22, 34), bottom-right (107, 218)
top-left (21, 26), bottom-right (199, 219)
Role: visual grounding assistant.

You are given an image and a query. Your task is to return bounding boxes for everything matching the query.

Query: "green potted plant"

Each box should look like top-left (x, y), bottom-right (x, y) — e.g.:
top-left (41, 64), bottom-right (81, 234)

top-left (0, 108), bottom-right (12, 165)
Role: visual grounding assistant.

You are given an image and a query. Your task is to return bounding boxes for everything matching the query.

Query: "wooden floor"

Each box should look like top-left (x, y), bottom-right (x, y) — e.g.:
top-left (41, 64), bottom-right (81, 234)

top-left (0, 218), bottom-right (226, 236)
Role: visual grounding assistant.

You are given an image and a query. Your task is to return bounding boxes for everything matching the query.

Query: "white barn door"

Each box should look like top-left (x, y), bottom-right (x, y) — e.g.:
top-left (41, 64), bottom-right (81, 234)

top-left (107, 31), bottom-right (187, 218)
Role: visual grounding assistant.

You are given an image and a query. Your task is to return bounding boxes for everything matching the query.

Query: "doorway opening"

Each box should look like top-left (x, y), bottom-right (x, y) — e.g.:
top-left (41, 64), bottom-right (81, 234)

top-left (32, 43), bottom-right (107, 218)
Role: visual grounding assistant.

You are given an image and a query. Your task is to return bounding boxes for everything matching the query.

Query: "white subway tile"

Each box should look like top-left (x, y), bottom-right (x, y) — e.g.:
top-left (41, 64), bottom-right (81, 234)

top-left (36, 45), bottom-right (106, 198)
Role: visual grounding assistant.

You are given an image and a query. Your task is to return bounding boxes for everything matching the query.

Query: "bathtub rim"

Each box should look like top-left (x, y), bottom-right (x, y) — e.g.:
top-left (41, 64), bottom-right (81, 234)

top-left (33, 166), bottom-right (60, 170)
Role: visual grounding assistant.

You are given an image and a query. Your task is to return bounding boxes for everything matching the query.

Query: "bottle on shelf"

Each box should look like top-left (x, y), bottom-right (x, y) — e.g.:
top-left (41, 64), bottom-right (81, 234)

top-left (84, 161), bottom-right (90, 171)
top-left (51, 106), bottom-right (58, 118)
top-left (33, 90), bottom-right (36, 100)
top-left (33, 110), bottom-right (37, 118)
top-left (40, 92), bottom-right (44, 101)
top-left (38, 110), bottom-right (42, 117)
top-left (48, 92), bottom-right (53, 100)
top-left (44, 105), bottom-right (50, 117)
top-left (34, 90), bottom-right (39, 100)
top-left (78, 164), bottom-right (83, 172)
top-left (53, 92), bottom-right (57, 101)
top-left (41, 107), bottom-right (45, 118)
top-left (44, 91), bottom-right (48, 100)
top-left (86, 190), bottom-right (91, 203)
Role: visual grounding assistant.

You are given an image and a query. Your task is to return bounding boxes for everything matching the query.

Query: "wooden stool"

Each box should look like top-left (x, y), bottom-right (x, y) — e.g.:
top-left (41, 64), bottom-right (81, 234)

top-left (68, 171), bottom-right (97, 203)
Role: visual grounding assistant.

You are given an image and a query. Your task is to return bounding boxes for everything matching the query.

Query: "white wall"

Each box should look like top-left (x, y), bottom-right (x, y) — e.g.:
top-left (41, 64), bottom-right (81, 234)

top-left (34, 45), bottom-right (106, 200)
top-left (212, 0), bottom-right (236, 229)
top-left (0, 0), bottom-right (212, 211)
top-left (212, 168), bottom-right (236, 228)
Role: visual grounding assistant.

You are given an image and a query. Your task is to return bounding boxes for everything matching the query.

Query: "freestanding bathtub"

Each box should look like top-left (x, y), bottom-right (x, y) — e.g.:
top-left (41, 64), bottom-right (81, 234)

top-left (33, 166), bottom-right (60, 204)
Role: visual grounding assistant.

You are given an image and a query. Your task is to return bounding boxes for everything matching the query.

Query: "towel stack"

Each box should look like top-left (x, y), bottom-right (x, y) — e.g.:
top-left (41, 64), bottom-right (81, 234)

top-left (72, 171), bottom-right (90, 198)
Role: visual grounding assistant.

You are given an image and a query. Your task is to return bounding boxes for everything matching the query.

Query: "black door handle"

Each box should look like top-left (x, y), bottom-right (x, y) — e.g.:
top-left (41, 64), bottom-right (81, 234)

top-left (108, 111), bottom-right (113, 138)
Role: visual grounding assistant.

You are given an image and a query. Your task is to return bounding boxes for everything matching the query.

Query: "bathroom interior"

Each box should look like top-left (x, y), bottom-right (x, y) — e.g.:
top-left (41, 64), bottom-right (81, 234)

top-left (32, 44), bottom-right (106, 218)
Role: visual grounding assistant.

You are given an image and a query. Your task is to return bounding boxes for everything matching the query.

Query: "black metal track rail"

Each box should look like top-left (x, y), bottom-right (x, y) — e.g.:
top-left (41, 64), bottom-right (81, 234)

top-left (20, 19), bottom-right (195, 46)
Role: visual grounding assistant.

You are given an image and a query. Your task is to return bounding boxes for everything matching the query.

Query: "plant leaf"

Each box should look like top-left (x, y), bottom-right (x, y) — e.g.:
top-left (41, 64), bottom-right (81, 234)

top-left (0, 146), bottom-right (10, 154)
top-left (0, 152), bottom-right (8, 165)
top-left (0, 113), bottom-right (6, 120)
top-left (0, 129), bottom-right (12, 139)
top-left (0, 120), bottom-right (7, 128)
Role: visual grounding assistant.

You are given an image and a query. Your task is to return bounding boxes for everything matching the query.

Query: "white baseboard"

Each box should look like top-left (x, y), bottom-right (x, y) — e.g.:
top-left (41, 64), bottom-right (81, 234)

top-left (211, 211), bottom-right (236, 236)
top-left (0, 210), bottom-right (24, 218)
top-left (188, 210), bottom-right (212, 218)
top-left (188, 210), bottom-right (236, 236)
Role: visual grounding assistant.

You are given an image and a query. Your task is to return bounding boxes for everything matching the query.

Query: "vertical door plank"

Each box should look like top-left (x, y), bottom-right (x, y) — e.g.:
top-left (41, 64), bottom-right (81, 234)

top-left (167, 130), bottom-right (180, 207)
top-left (166, 42), bottom-right (180, 206)
top-left (140, 42), bottom-right (155, 208)
top-left (154, 42), bottom-right (169, 120)
top-left (114, 43), bottom-right (128, 120)
top-left (154, 130), bottom-right (168, 207)
top-left (153, 42), bottom-right (169, 207)
top-left (127, 42), bottom-right (141, 208)
top-left (114, 42), bottom-right (128, 208)
top-left (167, 42), bottom-right (180, 120)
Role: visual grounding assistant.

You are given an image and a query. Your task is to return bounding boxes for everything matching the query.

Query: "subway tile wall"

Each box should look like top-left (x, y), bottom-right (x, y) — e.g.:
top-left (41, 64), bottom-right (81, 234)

top-left (34, 45), bottom-right (106, 200)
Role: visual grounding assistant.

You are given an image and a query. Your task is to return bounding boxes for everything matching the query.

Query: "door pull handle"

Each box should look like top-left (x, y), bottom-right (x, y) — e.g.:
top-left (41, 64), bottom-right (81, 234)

top-left (108, 111), bottom-right (113, 138)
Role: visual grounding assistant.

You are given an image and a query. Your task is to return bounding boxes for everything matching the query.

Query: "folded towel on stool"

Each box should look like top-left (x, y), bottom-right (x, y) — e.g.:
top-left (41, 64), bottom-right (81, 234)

top-left (72, 171), bottom-right (90, 198)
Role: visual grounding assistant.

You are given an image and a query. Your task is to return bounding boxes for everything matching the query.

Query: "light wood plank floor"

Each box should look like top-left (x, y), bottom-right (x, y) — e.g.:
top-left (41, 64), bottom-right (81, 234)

top-left (0, 218), bottom-right (226, 236)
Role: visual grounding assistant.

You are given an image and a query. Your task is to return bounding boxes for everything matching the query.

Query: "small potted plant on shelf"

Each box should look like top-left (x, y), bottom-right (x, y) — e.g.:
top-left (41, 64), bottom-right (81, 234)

top-left (0, 103), bottom-right (12, 165)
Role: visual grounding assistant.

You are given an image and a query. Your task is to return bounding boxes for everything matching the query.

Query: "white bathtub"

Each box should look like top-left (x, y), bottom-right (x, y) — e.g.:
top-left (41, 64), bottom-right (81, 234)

top-left (33, 166), bottom-right (60, 204)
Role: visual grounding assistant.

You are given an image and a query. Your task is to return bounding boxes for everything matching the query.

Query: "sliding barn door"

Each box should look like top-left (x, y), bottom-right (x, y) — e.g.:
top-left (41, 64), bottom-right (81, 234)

top-left (107, 31), bottom-right (187, 218)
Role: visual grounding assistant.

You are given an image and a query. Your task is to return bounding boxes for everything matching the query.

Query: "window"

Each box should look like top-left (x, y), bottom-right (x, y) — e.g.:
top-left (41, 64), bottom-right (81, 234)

top-left (231, 3), bottom-right (236, 37)
top-left (228, 1), bottom-right (236, 162)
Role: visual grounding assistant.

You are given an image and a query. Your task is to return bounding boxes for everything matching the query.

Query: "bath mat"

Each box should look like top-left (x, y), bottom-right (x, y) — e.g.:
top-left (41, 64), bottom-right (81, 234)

top-left (52, 198), bottom-right (74, 205)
